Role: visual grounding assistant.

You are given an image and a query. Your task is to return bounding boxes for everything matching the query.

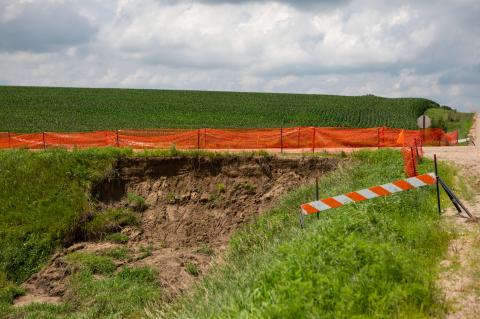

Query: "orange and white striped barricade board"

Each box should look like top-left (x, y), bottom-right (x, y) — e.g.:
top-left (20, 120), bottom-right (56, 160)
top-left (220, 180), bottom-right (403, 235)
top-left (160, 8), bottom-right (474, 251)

top-left (300, 173), bottom-right (436, 225)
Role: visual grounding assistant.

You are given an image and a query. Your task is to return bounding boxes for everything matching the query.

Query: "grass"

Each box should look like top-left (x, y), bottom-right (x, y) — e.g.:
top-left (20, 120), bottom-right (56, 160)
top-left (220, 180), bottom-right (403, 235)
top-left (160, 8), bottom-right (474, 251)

top-left (105, 232), bottom-right (129, 244)
top-left (185, 262), bottom-right (200, 277)
top-left (85, 208), bottom-right (139, 240)
top-left (127, 193), bottom-right (148, 212)
top-left (4, 267), bottom-right (161, 318)
top-left (64, 252), bottom-right (117, 275)
top-left (0, 86), bottom-right (439, 131)
top-left (425, 107), bottom-right (474, 138)
top-left (153, 149), bottom-right (457, 318)
top-left (0, 148), bottom-right (130, 285)
top-left (0, 147), bottom-right (462, 318)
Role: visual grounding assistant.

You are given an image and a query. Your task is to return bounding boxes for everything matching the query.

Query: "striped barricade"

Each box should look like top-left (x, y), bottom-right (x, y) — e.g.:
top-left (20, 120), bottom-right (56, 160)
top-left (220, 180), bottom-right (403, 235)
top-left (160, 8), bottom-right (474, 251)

top-left (301, 173), bottom-right (436, 215)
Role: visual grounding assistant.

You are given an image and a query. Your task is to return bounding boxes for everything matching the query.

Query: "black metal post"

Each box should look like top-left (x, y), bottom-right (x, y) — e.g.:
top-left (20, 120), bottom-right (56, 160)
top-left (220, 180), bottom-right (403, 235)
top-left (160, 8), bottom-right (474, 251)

top-left (280, 127), bottom-right (283, 153)
top-left (377, 127), bottom-right (380, 149)
top-left (312, 127), bottom-right (315, 153)
top-left (8, 132), bottom-right (11, 149)
top-left (42, 132), bottom-right (46, 149)
top-left (438, 177), bottom-right (474, 219)
top-left (204, 128), bottom-right (207, 149)
top-left (414, 139), bottom-right (421, 163)
top-left (434, 154), bottom-right (441, 214)
top-left (422, 115), bottom-right (426, 142)
top-left (197, 129), bottom-right (200, 151)
top-left (316, 177), bottom-right (319, 219)
top-left (116, 130), bottom-right (119, 147)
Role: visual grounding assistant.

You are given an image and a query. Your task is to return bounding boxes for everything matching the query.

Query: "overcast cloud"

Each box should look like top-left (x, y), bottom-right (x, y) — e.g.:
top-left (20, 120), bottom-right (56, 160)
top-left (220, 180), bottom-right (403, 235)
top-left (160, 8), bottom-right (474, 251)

top-left (0, 0), bottom-right (478, 111)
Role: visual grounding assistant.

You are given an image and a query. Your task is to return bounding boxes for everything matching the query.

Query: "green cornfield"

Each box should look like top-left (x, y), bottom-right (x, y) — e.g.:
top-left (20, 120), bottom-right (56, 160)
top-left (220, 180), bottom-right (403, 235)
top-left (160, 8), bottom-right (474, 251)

top-left (0, 86), bottom-right (439, 132)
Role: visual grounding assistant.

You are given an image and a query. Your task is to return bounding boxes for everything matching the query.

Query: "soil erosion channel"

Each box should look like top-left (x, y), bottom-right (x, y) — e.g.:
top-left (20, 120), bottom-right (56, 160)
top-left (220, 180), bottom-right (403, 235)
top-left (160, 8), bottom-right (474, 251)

top-left (16, 155), bottom-right (340, 305)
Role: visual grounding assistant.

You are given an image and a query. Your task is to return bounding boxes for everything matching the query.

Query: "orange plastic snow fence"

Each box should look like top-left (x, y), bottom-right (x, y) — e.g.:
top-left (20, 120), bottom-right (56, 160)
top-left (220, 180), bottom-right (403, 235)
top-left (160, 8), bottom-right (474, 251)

top-left (0, 127), bottom-right (458, 150)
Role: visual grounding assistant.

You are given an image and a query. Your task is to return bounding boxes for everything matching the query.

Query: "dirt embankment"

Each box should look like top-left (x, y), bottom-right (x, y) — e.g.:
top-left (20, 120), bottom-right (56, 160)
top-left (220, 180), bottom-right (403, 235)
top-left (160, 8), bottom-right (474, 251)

top-left (17, 155), bottom-right (341, 305)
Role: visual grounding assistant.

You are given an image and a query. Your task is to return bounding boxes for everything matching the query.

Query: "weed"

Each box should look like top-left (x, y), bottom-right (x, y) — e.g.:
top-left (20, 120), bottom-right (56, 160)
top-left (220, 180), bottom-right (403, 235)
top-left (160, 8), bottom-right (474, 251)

top-left (105, 232), bottom-right (129, 244)
top-left (185, 262), bottom-right (199, 277)
top-left (85, 208), bottom-right (139, 240)
top-left (64, 252), bottom-right (116, 275)
top-left (196, 245), bottom-right (214, 256)
top-left (236, 181), bottom-right (256, 194)
top-left (139, 243), bottom-right (153, 259)
top-left (166, 192), bottom-right (177, 204)
top-left (127, 193), bottom-right (148, 212)
top-left (100, 248), bottom-right (131, 261)
top-left (216, 183), bottom-right (226, 193)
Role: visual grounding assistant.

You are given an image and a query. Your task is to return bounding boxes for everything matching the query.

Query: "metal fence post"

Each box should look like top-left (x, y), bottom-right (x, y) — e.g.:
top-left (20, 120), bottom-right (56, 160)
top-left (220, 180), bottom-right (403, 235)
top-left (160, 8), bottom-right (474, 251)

top-left (42, 132), bottom-right (46, 149)
top-left (414, 138), bottom-right (421, 162)
top-left (197, 129), bottom-right (200, 151)
top-left (312, 127), bottom-right (316, 153)
top-left (434, 154), bottom-right (441, 214)
top-left (8, 132), bottom-right (11, 149)
top-left (116, 130), bottom-right (119, 147)
top-left (280, 127), bottom-right (283, 153)
top-left (377, 127), bottom-right (380, 149)
top-left (204, 128), bottom-right (207, 149)
top-left (316, 177), bottom-right (319, 220)
top-left (410, 147), bottom-right (417, 176)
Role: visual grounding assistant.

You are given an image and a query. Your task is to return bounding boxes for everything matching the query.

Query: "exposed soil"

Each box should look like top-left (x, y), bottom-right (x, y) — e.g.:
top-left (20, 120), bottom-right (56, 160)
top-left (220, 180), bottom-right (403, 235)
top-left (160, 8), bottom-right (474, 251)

top-left (16, 155), bottom-right (341, 305)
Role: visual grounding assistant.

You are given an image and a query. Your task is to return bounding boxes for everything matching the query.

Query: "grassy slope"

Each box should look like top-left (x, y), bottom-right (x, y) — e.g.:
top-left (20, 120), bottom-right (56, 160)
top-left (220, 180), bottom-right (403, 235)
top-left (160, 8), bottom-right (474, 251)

top-left (0, 86), bottom-right (439, 132)
top-left (157, 150), bottom-right (455, 318)
top-left (0, 149), bottom-right (459, 318)
top-left (425, 108), bottom-right (474, 138)
top-left (0, 149), bottom-right (130, 285)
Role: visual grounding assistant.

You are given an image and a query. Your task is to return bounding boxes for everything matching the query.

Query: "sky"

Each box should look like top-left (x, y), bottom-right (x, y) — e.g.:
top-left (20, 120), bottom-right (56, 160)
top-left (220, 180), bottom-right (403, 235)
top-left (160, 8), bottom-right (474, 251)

top-left (0, 0), bottom-right (479, 111)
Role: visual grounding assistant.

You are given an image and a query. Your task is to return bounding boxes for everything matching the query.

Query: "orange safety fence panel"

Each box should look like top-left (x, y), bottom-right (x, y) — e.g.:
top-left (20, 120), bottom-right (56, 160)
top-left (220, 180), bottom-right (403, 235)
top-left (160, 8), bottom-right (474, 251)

top-left (45, 131), bottom-right (117, 149)
top-left (0, 127), bottom-right (458, 150)
top-left (118, 129), bottom-right (199, 149)
top-left (2, 132), bottom-right (45, 149)
top-left (443, 130), bottom-right (458, 145)
top-left (401, 147), bottom-right (418, 177)
top-left (204, 128), bottom-right (282, 149)
top-left (314, 127), bottom-right (379, 148)
top-left (282, 127), bottom-right (315, 149)
top-left (421, 128), bottom-right (447, 146)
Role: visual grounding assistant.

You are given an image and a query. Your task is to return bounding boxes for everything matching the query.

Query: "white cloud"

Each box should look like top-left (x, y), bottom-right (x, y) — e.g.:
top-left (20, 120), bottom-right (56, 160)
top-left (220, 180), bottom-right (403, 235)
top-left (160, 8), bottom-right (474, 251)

top-left (0, 0), bottom-right (479, 111)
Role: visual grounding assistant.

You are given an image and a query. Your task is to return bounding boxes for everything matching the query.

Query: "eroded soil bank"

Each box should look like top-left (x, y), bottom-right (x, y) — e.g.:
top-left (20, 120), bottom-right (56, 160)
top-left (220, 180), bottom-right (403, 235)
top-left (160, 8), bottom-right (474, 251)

top-left (17, 155), bottom-right (341, 304)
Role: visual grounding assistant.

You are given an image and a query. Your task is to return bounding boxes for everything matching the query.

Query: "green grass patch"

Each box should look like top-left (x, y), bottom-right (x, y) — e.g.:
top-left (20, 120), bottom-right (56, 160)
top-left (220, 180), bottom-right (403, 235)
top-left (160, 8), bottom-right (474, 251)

top-left (105, 232), bottom-right (129, 244)
top-left (127, 193), bottom-right (148, 212)
top-left (425, 107), bottom-right (474, 138)
top-left (85, 208), bottom-right (139, 240)
top-left (0, 86), bottom-right (439, 131)
top-left (100, 248), bottom-right (131, 261)
top-left (185, 262), bottom-right (200, 277)
top-left (3, 267), bottom-right (161, 319)
top-left (155, 149), bottom-right (455, 318)
top-left (64, 252), bottom-right (116, 275)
